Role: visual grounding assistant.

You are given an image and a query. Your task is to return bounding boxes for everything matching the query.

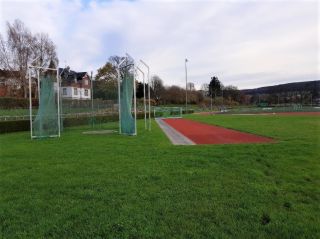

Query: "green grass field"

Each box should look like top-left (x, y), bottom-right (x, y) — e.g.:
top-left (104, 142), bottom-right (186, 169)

top-left (0, 114), bottom-right (319, 238)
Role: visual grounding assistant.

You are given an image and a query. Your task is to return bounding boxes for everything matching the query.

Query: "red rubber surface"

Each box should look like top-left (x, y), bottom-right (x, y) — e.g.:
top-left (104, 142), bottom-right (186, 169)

top-left (276, 112), bottom-right (320, 116)
top-left (163, 118), bottom-right (275, 145)
top-left (196, 112), bottom-right (320, 116)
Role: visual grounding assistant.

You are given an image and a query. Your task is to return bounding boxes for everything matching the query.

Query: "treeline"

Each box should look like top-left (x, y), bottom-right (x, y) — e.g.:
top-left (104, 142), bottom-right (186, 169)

top-left (94, 57), bottom-right (320, 107)
top-left (242, 81), bottom-right (320, 105)
top-left (93, 60), bottom-right (243, 107)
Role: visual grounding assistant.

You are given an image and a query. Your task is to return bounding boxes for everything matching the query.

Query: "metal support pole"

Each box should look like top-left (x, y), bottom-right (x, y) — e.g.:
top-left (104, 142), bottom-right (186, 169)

top-left (59, 69), bottom-right (63, 131)
top-left (90, 71), bottom-right (94, 128)
top-left (28, 67), bottom-right (33, 139)
top-left (37, 70), bottom-right (40, 100)
top-left (56, 68), bottom-right (61, 137)
top-left (140, 60), bottom-right (151, 131)
top-left (133, 64), bottom-right (137, 135)
top-left (185, 58), bottom-right (188, 114)
top-left (137, 67), bottom-right (146, 129)
top-left (117, 57), bottom-right (126, 134)
top-left (221, 88), bottom-right (223, 106)
top-left (117, 67), bottom-right (121, 134)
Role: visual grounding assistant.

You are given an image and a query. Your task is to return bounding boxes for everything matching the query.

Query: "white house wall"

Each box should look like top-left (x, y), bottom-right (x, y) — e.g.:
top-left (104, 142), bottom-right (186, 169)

top-left (61, 86), bottom-right (91, 100)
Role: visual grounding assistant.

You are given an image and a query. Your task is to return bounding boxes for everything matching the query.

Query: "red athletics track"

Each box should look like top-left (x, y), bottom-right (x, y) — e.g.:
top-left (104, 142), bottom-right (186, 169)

top-left (163, 118), bottom-right (275, 145)
top-left (276, 112), bottom-right (320, 116)
top-left (196, 112), bottom-right (320, 116)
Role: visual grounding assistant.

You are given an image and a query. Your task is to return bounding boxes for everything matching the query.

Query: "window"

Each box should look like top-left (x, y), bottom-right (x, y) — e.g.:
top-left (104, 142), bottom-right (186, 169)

top-left (63, 88), bottom-right (67, 95)
top-left (84, 89), bottom-right (88, 96)
top-left (74, 88), bottom-right (78, 95)
top-left (84, 80), bottom-right (88, 85)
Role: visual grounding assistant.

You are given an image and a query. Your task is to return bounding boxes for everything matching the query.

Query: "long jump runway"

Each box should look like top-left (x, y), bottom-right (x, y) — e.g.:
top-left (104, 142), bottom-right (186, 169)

top-left (157, 118), bottom-right (274, 145)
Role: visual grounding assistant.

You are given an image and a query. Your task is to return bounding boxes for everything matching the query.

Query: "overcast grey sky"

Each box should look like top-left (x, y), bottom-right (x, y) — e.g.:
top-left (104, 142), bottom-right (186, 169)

top-left (0, 0), bottom-right (319, 89)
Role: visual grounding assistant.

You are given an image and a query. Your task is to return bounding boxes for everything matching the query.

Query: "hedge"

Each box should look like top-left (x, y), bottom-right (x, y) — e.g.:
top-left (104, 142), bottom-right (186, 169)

top-left (0, 109), bottom-right (194, 134)
top-left (0, 113), bottom-right (142, 134)
top-left (0, 97), bottom-right (38, 109)
top-left (0, 120), bottom-right (30, 134)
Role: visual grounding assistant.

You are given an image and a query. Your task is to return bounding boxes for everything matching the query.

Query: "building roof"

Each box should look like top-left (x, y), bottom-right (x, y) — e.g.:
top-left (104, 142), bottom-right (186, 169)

top-left (59, 68), bottom-right (90, 84)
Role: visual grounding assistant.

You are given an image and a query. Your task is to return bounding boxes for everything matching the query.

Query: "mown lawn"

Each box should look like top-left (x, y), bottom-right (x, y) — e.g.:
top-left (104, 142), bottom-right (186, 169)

top-left (0, 115), bottom-right (319, 238)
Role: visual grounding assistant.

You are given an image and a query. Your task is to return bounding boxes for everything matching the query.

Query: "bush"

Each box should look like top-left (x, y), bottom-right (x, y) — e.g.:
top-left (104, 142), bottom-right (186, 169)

top-left (0, 120), bottom-right (30, 134)
top-left (182, 109), bottom-right (194, 114)
top-left (0, 110), bottom-right (197, 134)
top-left (0, 112), bottom-right (146, 134)
top-left (0, 97), bottom-right (38, 109)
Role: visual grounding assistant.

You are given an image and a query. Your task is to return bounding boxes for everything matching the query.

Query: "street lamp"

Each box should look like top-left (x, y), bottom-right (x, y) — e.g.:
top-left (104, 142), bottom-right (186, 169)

top-left (185, 58), bottom-right (188, 113)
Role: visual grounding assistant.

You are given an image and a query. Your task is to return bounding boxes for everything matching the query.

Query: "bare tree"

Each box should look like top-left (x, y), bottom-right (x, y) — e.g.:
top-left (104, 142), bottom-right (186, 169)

top-left (200, 83), bottom-right (209, 96)
top-left (0, 19), bottom-right (58, 98)
top-left (151, 75), bottom-right (165, 105)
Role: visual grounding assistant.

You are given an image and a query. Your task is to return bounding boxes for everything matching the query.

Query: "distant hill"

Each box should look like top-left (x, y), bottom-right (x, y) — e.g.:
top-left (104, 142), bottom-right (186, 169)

top-left (242, 80), bottom-right (320, 96)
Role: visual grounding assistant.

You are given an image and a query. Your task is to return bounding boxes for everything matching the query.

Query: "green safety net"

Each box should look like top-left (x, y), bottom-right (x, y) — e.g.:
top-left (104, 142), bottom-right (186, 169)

top-left (120, 69), bottom-right (135, 135)
top-left (32, 72), bottom-right (59, 137)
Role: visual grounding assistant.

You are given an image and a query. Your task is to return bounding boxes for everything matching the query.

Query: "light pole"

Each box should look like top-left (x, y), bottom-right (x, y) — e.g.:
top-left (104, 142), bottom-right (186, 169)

top-left (140, 59), bottom-right (151, 131)
top-left (185, 58), bottom-right (188, 114)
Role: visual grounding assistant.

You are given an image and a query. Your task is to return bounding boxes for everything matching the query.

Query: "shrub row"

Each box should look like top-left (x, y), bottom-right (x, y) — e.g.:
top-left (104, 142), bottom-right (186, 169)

top-left (0, 97), bottom-right (38, 109)
top-left (0, 113), bottom-right (144, 134)
top-left (0, 120), bottom-right (30, 134)
top-left (0, 109), bottom-right (194, 134)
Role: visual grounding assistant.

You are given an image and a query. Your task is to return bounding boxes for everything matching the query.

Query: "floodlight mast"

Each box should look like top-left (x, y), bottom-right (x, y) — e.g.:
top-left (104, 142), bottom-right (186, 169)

top-left (136, 66), bottom-right (147, 129)
top-left (140, 59), bottom-right (151, 131)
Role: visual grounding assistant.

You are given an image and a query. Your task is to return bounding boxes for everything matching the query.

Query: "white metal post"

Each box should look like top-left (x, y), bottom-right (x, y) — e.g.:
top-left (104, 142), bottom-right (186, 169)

top-left (59, 69), bottom-right (63, 131)
top-left (133, 63), bottom-right (137, 135)
top-left (28, 67), bottom-right (33, 139)
top-left (38, 69), bottom-right (43, 135)
top-left (137, 67), bottom-right (146, 129)
top-left (143, 72), bottom-right (146, 129)
top-left (37, 70), bottom-right (40, 100)
top-left (140, 60), bottom-right (151, 131)
top-left (126, 53), bottom-right (138, 136)
top-left (117, 67), bottom-right (121, 134)
top-left (116, 57), bottom-right (126, 134)
top-left (56, 68), bottom-right (61, 137)
top-left (185, 58), bottom-right (188, 114)
top-left (91, 71), bottom-right (94, 128)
